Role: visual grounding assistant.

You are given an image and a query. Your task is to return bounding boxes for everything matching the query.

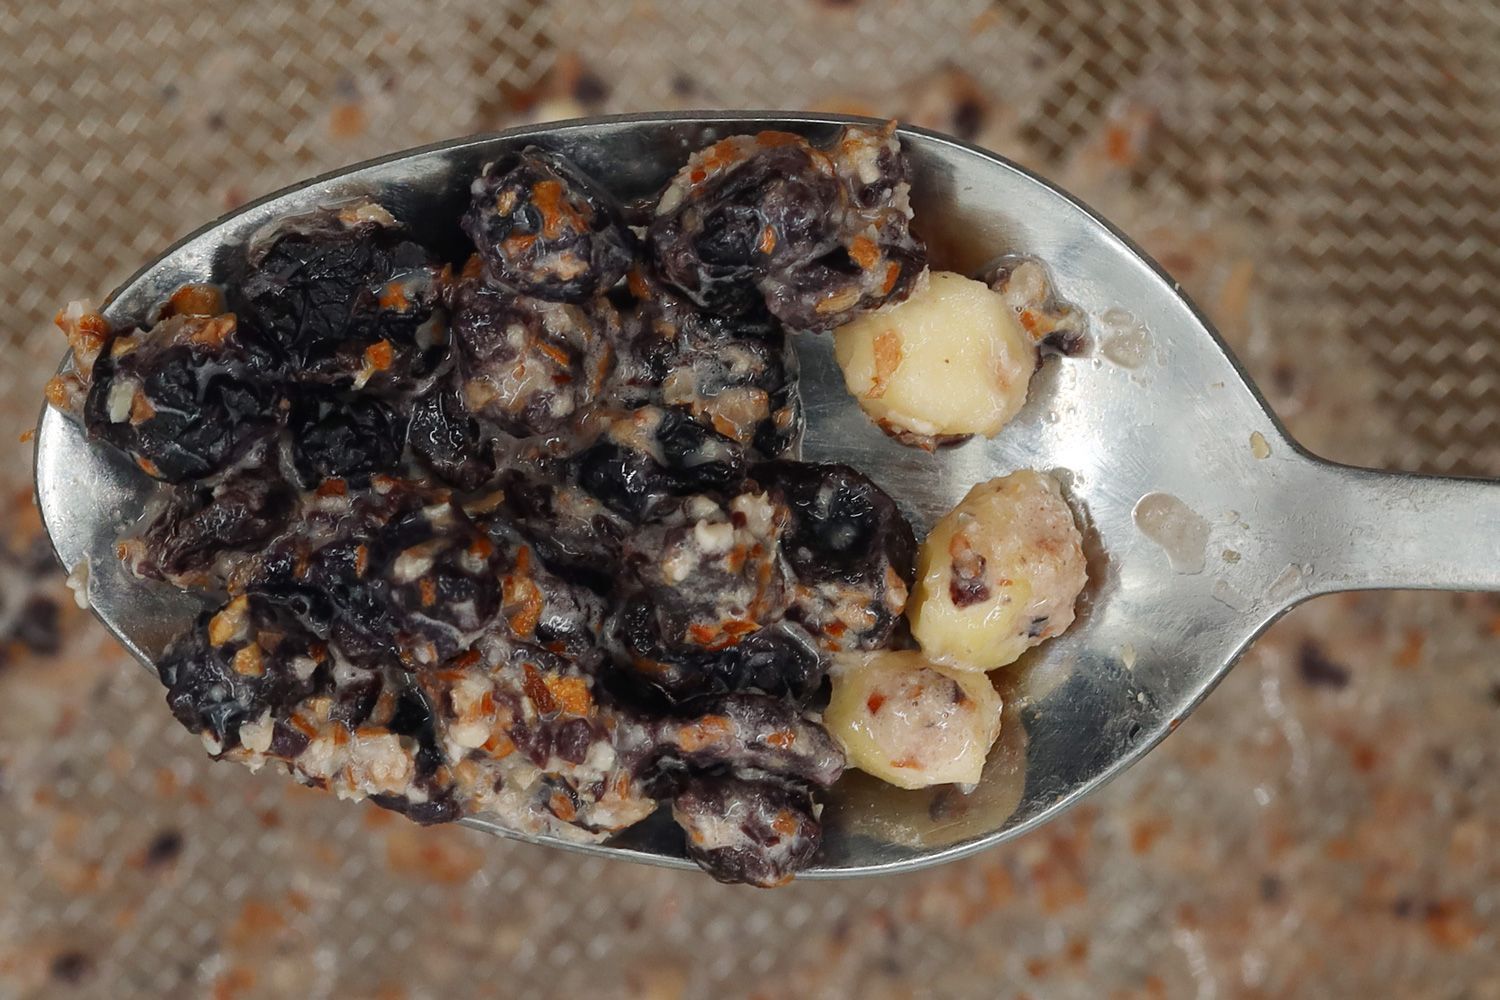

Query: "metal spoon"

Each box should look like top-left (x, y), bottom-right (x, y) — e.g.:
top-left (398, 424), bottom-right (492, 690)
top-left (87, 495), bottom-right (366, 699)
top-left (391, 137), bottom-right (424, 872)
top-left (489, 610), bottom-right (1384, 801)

top-left (33, 111), bottom-right (1500, 879)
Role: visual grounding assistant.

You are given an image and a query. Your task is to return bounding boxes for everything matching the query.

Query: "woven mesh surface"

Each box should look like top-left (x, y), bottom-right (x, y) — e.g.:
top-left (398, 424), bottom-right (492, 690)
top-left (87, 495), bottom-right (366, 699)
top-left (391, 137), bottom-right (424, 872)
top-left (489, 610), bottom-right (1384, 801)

top-left (2, 2), bottom-right (1498, 998)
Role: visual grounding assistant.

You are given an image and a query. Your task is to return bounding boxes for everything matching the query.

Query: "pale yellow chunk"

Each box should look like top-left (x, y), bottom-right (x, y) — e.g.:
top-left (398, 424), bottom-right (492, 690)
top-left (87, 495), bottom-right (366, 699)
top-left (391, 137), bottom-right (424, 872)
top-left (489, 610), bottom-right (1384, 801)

top-left (908, 470), bottom-right (1086, 671)
top-left (825, 650), bottom-right (1003, 789)
top-left (832, 270), bottom-right (1035, 440)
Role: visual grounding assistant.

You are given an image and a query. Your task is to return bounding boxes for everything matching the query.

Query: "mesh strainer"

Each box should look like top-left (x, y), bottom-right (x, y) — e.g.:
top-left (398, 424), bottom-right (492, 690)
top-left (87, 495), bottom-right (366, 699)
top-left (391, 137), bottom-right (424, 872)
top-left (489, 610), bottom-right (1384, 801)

top-left (1, 3), bottom-right (1497, 998)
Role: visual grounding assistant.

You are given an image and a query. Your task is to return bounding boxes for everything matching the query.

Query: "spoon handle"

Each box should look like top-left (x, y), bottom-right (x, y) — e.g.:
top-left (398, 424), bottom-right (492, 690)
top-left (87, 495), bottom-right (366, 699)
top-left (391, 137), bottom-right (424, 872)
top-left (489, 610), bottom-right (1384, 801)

top-left (1295, 460), bottom-right (1500, 594)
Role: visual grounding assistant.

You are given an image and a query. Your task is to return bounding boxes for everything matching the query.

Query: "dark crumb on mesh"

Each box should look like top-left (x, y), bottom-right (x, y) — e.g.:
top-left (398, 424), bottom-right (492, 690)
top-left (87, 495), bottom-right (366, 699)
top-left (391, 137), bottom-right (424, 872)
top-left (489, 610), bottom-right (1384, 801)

top-left (143, 828), bottom-right (185, 868)
top-left (953, 96), bottom-right (985, 139)
top-left (572, 69), bottom-right (609, 106)
top-left (1297, 641), bottom-right (1351, 689)
top-left (1488, 681), bottom-right (1500, 706)
top-left (1259, 874), bottom-right (1283, 902)
top-left (51, 950), bottom-right (92, 984)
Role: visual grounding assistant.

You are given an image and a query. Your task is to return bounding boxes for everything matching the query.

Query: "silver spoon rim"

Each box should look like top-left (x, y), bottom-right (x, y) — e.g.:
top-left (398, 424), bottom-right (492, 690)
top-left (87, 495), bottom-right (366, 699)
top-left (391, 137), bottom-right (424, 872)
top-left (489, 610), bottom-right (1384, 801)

top-left (33, 109), bottom-right (1306, 879)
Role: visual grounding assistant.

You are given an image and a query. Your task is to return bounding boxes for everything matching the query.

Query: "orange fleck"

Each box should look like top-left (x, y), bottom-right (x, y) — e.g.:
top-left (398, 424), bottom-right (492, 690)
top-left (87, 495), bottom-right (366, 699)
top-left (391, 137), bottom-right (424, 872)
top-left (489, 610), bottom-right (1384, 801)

top-left (549, 790), bottom-right (577, 822)
top-left (481, 733), bottom-right (515, 758)
top-left (227, 899), bottom-right (285, 947)
top-left (231, 644), bottom-right (264, 677)
top-left (329, 102), bottom-right (367, 139)
top-left (136, 456), bottom-right (161, 477)
top-left (754, 131), bottom-right (803, 148)
top-left (882, 261), bottom-right (901, 294)
top-left (419, 578), bottom-right (437, 607)
top-left (383, 825), bottom-right (484, 885)
top-left (378, 282), bottom-right (410, 311)
top-left (43, 375), bottom-right (73, 408)
top-left (1395, 627), bottom-right (1425, 669)
top-left (1129, 817), bottom-right (1169, 855)
top-left (676, 715), bottom-right (734, 752)
top-left (1324, 835), bottom-right (1359, 860)
top-left (543, 674), bottom-right (593, 716)
top-left (213, 966), bottom-right (257, 1000)
top-left (1425, 899), bottom-right (1480, 951)
top-left (169, 283), bottom-right (225, 317)
top-left (1104, 125), bottom-right (1133, 165)
top-left (522, 662), bottom-right (556, 714)
top-left (504, 560), bottom-right (544, 639)
top-left (866, 692), bottom-right (886, 715)
top-left (354, 543), bottom-right (369, 576)
top-left (364, 339), bottom-right (395, 371)
top-left (129, 391), bottom-right (157, 424)
top-left (627, 266), bottom-right (651, 300)
top-left (536, 339), bottom-right (572, 369)
top-left (890, 757), bottom-right (922, 769)
top-left (503, 232), bottom-right (539, 256)
top-left (770, 810), bottom-right (799, 837)
top-left (764, 728), bottom-right (796, 749)
top-left (532, 179), bottom-right (585, 239)
top-left (315, 479), bottom-right (348, 496)
top-left (848, 235), bottom-right (879, 270)
top-left (758, 225), bottom-right (777, 255)
top-left (868, 329), bottom-right (903, 399)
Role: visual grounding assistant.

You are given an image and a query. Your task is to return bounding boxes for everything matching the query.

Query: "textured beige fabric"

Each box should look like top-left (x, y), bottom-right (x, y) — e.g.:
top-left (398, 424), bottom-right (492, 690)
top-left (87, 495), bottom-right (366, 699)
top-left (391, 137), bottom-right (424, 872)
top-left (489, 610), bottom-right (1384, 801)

top-left (1, 3), bottom-right (1497, 998)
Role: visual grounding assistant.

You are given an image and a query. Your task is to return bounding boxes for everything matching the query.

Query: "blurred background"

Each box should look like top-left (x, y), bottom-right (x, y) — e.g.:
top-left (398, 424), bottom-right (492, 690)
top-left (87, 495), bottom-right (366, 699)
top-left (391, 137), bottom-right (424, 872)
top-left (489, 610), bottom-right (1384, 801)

top-left (1, 1), bottom-right (1497, 997)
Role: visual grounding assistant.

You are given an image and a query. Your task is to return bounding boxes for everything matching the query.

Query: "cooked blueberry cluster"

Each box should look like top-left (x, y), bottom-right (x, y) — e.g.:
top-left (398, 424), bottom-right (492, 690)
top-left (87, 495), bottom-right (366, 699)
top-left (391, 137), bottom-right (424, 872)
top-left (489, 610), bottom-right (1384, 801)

top-left (59, 124), bottom-right (926, 886)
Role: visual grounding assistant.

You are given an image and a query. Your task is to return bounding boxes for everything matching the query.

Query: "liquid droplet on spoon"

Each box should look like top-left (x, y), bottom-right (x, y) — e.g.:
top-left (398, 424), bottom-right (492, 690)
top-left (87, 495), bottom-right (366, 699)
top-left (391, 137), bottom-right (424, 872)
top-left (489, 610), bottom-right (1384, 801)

top-left (1099, 308), bottom-right (1152, 369)
top-left (1132, 492), bottom-right (1209, 574)
top-left (1249, 431), bottom-right (1271, 459)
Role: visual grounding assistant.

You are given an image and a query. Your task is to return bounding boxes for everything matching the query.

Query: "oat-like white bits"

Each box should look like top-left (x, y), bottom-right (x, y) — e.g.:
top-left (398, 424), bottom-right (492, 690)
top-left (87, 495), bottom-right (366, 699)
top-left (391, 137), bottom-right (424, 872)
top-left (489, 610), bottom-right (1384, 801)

top-left (832, 270), bottom-right (1035, 444)
top-left (824, 650), bottom-right (1003, 789)
top-left (907, 470), bottom-right (1086, 671)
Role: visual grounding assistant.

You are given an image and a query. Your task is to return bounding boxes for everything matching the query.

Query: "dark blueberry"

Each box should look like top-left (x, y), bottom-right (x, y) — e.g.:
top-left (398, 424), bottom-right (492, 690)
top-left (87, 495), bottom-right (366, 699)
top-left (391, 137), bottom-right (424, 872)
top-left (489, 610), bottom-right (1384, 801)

top-left (613, 273), bottom-right (801, 456)
top-left (753, 460), bottom-right (916, 651)
top-left (449, 273), bottom-right (617, 439)
top-left (231, 207), bottom-right (449, 392)
top-left (655, 693), bottom-right (845, 788)
top-left (461, 147), bottom-right (636, 302)
top-left (84, 315), bottom-right (282, 483)
top-left (614, 601), bottom-right (826, 703)
top-left (620, 491), bottom-right (790, 653)
top-left (289, 392), bottom-right (405, 486)
top-left (157, 594), bottom-right (331, 750)
top-left (573, 407), bottom-right (745, 521)
top-left (671, 774), bottom-right (821, 887)
top-left (476, 468), bottom-right (627, 588)
top-left (480, 519), bottom-right (607, 658)
top-left (648, 126), bottom-right (926, 332)
top-left (375, 502), bottom-right (505, 667)
top-left (131, 456), bottom-right (295, 588)
top-left (408, 376), bottom-right (497, 490)
top-left (650, 136), bottom-right (843, 318)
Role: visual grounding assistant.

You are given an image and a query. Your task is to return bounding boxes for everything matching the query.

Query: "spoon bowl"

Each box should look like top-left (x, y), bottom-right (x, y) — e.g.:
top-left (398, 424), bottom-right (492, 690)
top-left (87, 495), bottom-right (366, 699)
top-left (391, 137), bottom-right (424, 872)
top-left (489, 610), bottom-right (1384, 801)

top-left (34, 111), bottom-right (1500, 878)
